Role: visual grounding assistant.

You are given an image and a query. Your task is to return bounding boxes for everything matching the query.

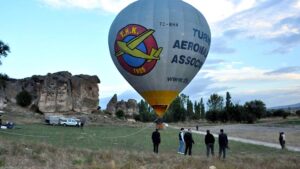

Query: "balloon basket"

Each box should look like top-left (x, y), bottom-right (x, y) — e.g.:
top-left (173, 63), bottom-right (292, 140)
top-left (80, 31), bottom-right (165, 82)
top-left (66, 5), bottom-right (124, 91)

top-left (154, 118), bottom-right (164, 130)
top-left (156, 123), bottom-right (164, 130)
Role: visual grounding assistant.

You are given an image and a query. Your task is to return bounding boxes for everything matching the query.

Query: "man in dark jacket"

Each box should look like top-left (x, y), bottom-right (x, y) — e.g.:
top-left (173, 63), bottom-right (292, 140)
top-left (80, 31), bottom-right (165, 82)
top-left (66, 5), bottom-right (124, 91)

top-left (184, 128), bottom-right (194, 155)
top-left (205, 130), bottom-right (215, 157)
top-left (279, 132), bottom-right (286, 149)
top-left (218, 129), bottom-right (228, 159)
top-left (152, 129), bottom-right (161, 153)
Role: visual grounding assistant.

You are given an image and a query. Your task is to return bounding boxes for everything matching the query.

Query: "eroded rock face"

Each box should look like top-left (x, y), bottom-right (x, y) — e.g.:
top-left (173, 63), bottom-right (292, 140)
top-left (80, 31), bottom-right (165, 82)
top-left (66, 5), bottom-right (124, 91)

top-left (106, 94), bottom-right (139, 117)
top-left (106, 94), bottom-right (117, 114)
top-left (0, 71), bottom-right (100, 113)
top-left (71, 75), bottom-right (99, 112)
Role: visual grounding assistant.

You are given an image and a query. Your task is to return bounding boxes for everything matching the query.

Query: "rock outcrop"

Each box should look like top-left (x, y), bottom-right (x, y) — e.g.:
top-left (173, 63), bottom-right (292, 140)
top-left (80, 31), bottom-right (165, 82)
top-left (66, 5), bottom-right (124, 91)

top-left (106, 94), bottom-right (139, 117)
top-left (0, 71), bottom-right (100, 113)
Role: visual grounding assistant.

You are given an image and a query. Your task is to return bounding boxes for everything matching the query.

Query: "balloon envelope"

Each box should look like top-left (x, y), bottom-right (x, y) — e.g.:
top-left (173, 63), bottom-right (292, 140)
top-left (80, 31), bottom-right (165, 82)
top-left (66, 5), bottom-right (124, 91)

top-left (108, 0), bottom-right (211, 117)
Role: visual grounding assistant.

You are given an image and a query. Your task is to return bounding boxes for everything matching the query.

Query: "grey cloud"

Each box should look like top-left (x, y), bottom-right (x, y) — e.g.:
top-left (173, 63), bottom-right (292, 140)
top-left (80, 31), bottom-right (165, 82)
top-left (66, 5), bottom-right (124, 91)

top-left (269, 18), bottom-right (300, 54)
top-left (223, 29), bottom-right (244, 38)
top-left (269, 47), bottom-right (292, 55)
top-left (210, 38), bottom-right (236, 54)
top-left (218, 0), bottom-right (299, 54)
top-left (182, 76), bottom-right (215, 96)
top-left (278, 16), bottom-right (300, 28)
top-left (202, 86), bottom-right (234, 96)
top-left (205, 59), bottom-right (226, 65)
top-left (271, 34), bottom-right (300, 46)
top-left (232, 87), bottom-right (300, 108)
top-left (265, 66), bottom-right (300, 75)
top-left (183, 74), bottom-right (233, 101)
top-left (254, 0), bottom-right (285, 10)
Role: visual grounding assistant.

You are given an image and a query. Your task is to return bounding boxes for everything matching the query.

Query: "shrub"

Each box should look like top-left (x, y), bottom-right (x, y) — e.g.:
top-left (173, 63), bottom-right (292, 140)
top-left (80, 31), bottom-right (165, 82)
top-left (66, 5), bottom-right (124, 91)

top-left (116, 110), bottom-right (125, 119)
top-left (273, 109), bottom-right (287, 117)
top-left (296, 110), bottom-right (300, 117)
top-left (205, 110), bottom-right (219, 122)
top-left (133, 114), bottom-right (141, 121)
top-left (0, 73), bottom-right (9, 89)
top-left (103, 110), bottom-right (112, 116)
top-left (30, 104), bottom-right (42, 114)
top-left (16, 90), bottom-right (32, 107)
top-left (282, 112), bottom-right (290, 119)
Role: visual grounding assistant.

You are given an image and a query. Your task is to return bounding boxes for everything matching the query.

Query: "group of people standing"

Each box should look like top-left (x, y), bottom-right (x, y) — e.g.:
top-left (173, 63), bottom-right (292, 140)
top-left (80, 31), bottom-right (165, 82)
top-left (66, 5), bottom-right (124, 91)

top-left (178, 128), bottom-right (228, 159)
top-left (152, 127), bottom-right (228, 159)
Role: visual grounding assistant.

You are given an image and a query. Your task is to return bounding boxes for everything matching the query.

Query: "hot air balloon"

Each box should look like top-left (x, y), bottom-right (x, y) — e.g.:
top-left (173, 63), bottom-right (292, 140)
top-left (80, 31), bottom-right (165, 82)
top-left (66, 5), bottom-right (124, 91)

top-left (108, 0), bottom-right (211, 121)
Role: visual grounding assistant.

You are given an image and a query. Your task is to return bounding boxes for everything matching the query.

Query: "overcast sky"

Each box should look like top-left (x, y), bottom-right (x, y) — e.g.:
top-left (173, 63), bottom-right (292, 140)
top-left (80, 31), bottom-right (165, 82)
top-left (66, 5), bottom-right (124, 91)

top-left (1, 0), bottom-right (300, 108)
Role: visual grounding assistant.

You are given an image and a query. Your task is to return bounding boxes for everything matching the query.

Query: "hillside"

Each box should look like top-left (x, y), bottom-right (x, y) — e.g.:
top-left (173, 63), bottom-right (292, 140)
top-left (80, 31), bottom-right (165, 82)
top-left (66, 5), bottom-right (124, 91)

top-left (269, 103), bottom-right (300, 110)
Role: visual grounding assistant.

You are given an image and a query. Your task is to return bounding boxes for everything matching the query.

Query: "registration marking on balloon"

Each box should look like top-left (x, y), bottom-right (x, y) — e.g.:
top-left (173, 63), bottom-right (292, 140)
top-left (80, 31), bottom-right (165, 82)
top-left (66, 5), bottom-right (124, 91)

top-left (114, 24), bottom-right (163, 76)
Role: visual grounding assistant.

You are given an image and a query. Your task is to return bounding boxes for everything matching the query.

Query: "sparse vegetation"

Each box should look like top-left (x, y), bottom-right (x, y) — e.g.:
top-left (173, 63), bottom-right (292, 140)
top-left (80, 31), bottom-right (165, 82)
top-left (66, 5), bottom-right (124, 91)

top-left (116, 110), bottom-right (125, 119)
top-left (296, 110), bottom-right (300, 117)
top-left (0, 40), bottom-right (10, 65)
top-left (16, 90), bottom-right (32, 107)
top-left (0, 73), bottom-right (9, 89)
top-left (0, 124), bottom-right (299, 169)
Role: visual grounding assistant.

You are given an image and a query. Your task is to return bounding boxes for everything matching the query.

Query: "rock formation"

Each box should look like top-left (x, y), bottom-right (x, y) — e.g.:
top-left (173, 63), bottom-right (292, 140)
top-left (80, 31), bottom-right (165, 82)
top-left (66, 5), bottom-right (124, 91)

top-left (106, 94), bottom-right (139, 117)
top-left (0, 71), bottom-right (100, 113)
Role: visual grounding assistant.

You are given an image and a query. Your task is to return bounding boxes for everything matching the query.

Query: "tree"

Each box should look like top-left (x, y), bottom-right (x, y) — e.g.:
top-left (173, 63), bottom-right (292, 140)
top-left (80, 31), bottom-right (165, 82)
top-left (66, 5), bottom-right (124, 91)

top-left (0, 40), bottom-right (10, 64)
top-left (244, 100), bottom-right (266, 120)
top-left (137, 99), bottom-right (155, 122)
top-left (200, 98), bottom-right (205, 119)
top-left (194, 101), bottom-right (201, 120)
top-left (296, 110), bottom-right (300, 117)
top-left (272, 109), bottom-right (290, 119)
top-left (229, 104), bottom-right (245, 122)
top-left (207, 93), bottom-right (223, 111)
top-left (225, 92), bottom-right (233, 111)
top-left (205, 110), bottom-right (218, 122)
top-left (186, 98), bottom-right (194, 118)
top-left (116, 110), bottom-right (125, 119)
top-left (0, 73), bottom-right (9, 89)
top-left (16, 90), bottom-right (32, 107)
top-left (165, 95), bottom-right (187, 122)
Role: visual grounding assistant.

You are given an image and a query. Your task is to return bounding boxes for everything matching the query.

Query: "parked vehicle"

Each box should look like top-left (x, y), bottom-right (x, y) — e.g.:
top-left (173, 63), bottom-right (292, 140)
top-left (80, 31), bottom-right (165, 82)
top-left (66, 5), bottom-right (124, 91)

top-left (45, 115), bottom-right (63, 125)
top-left (59, 118), bottom-right (81, 127)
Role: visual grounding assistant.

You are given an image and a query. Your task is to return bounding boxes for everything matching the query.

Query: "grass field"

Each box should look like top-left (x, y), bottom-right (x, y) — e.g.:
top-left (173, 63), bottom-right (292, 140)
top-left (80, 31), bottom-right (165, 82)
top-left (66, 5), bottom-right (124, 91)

top-left (278, 119), bottom-right (300, 125)
top-left (0, 123), bottom-right (299, 169)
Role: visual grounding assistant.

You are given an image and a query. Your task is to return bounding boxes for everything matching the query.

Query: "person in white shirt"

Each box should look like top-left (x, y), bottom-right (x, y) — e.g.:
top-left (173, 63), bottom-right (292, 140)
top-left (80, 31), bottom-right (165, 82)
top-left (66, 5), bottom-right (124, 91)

top-left (177, 128), bottom-right (185, 154)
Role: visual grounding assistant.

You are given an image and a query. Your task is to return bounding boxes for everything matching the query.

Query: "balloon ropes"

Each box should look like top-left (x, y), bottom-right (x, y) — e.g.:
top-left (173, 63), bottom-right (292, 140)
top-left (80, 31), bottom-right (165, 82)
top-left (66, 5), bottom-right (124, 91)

top-left (109, 0), bottom-right (211, 127)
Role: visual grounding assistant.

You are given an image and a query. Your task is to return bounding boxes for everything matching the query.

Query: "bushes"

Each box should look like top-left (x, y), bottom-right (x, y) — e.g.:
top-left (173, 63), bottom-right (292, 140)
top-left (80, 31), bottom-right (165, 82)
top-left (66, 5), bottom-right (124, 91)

top-left (116, 110), bottom-right (125, 119)
top-left (0, 73), bottom-right (9, 89)
top-left (271, 109), bottom-right (291, 119)
top-left (296, 110), bottom-right (300, 117)
top-left (16, 90), bottom-right (32, 107)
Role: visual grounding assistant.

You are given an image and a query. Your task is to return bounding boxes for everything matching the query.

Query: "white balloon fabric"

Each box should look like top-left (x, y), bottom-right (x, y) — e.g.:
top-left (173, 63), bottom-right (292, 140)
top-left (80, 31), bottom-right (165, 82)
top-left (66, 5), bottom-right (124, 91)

top-left (108, 0), bottom-right (211, 117)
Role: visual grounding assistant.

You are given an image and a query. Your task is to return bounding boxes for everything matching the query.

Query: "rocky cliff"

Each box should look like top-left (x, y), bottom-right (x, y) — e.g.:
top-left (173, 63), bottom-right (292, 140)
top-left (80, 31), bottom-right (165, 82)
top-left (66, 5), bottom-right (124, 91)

top-left (106, 94), bottom-right (139, 117)
top-left (0, 71), bottom-right (100, 113)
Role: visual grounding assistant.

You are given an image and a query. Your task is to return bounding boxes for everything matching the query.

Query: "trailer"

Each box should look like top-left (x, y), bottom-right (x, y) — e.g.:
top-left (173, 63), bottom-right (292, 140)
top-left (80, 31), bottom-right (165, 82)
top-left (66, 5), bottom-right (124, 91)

top-left (45, 115), bottom-right (63, 125)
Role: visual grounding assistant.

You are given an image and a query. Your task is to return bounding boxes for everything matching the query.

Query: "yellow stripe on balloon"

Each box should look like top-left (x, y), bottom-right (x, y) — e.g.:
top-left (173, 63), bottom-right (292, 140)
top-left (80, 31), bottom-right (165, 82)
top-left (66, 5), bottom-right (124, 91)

top-left (141, 90), bottom-right (179, 117)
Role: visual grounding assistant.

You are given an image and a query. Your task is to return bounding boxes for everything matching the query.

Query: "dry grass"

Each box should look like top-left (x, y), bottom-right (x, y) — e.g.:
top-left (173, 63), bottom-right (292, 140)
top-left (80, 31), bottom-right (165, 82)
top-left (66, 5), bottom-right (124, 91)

top-left (0, 139), bottom-right (299, 169)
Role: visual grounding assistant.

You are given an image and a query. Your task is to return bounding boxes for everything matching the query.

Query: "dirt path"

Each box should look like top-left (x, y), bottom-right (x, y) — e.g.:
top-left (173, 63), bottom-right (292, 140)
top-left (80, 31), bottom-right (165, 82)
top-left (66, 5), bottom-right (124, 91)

top-left (169, 125), bottom-right (300, 152)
